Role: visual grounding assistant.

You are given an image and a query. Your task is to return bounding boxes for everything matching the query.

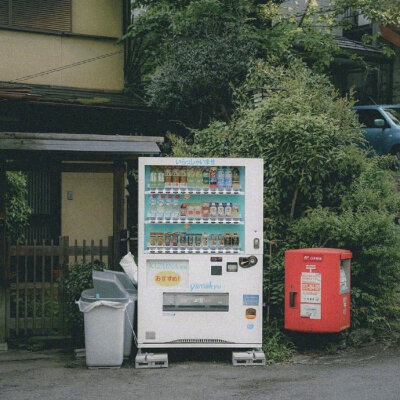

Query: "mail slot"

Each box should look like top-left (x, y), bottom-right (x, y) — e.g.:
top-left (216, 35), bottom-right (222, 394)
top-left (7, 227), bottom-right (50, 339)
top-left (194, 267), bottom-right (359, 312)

top-left (284, 248), bottom-right (351, 333)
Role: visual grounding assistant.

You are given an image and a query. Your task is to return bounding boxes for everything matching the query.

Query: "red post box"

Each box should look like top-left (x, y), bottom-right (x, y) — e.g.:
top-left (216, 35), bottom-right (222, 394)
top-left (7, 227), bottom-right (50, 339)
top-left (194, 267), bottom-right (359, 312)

top-left (284, 248), bottom-right (351, 333)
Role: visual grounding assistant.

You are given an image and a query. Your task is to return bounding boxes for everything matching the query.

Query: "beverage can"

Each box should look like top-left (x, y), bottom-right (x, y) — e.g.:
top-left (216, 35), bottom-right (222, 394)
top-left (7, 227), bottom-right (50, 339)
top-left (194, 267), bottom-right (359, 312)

top-left (179, 166), bottom-right (187, 188)
top-left (210, 202), bottom-right (218, 218)
top-left (232, 203), bottom-right (240, 218)
top-left (165, 232), bottom-right (172, 247)
top-left (195, 167), bottom-right (203, 188)
top-left (202, 233), bottom-right (209, 247)
top-left (172, 166), bottom-right (180, 188)
top-left (232, 167), bottom-right (240, 190)
top-left (150, 232), bottom-right (156, 246)
top-left (202, 202), bottom-right (210, 218)
top-left (195, 234), bottom-right (202, 247)
top-left (172, 233), bottom-right (178, 247)
top-left (202, 168), bottom-right (210, 188)
top-left (157, 166), bottom-right (165, 188)
top-left (210, 234), bottom-right (217, 248)
top-left (224, 167), bottom-right (232, 190)
top-left (224, 202), bottom-right (232, 218)
top-left (187, 234), bottom-right (194, 247)
top-left (232, 232), bottom-right (239, 248)
top-left (217, 167), bottom-right (225, 190)
top-left (209, 167), bottom-right (218, 189)
top-left (187, 203), bottom-right (195, 218)
top-left (224, 232), bottom-right (232, 247)
top-left (157, 232), bottom-right (164, 247)
top-left (180, 202), bottom-right (187, 218)
top-left (217, 234), bottom-right (224, 247)
top-left (194, 203), bottom-right (202, 218)
top-left (164, 166), bottom-right (172, 188)
top-left (179, 232), bottom-right (187, 247)
top-left (217, 203), bottom-right (225, 218)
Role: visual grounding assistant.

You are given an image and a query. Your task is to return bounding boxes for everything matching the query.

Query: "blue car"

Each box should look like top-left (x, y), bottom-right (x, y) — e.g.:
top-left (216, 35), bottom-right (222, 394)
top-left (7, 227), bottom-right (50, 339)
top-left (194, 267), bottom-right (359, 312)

top-left (353, 105), bottom-right (400, 158)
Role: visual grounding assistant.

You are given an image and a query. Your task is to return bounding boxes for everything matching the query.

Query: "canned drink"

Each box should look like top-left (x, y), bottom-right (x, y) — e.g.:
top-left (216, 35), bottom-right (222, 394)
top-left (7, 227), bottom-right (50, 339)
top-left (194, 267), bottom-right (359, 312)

top-left (194, 203), bottom-right (202, 218)
top-left (180, 203), bottom-right (188, 218)
top-left (157, 233), bottom-right (164, 247)
top-left (210, 202), bottom-right (218, 218)
top-left (164, 232), bottom-right (172, 247)
top-left (195, 234), bottom-right (202, 247)
top-left (225, 202), bottom-right (232, 218)
top-left (232, 203), bottom-right (240, 218)
top-left (187, 203), bottom-right (195, 218)
top-left (232, 232), bottom-right (239, 248)
top-left (217, 203), bottom-right (225, 218)
top-left (210, 234), bottom-right (217, 248)
top-left (187, 234), bottom-right (194, 247)
top-left (172, 233), bottom-right (178, 247)
top-left (202, 233), bottom-right (209, 248)
top-left (150, 232), bottom-right (156, 246)
top-left (179, 232), bottom-right (187, 247)
top-left (217, 234), bottom-right (224, 248)
top-left (224, 232), bottom-right (232, 247)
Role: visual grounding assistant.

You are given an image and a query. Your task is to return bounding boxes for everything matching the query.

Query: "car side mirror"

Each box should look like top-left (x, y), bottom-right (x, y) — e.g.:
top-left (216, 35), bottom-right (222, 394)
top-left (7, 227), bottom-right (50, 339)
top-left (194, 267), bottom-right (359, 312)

top-left (374, 119), bottom-right (385, 128)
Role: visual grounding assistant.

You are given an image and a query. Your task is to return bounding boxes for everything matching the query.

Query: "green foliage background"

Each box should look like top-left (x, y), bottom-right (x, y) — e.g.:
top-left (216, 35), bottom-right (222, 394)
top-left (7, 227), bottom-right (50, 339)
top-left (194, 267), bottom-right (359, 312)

top-left (169, 60), bottom-right (400, 355)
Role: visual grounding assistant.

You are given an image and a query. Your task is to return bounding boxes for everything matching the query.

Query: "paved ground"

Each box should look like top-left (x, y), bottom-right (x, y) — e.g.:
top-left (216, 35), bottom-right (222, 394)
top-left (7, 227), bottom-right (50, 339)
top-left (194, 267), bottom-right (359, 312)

top-left (0, 343), bottom-right (399, 400)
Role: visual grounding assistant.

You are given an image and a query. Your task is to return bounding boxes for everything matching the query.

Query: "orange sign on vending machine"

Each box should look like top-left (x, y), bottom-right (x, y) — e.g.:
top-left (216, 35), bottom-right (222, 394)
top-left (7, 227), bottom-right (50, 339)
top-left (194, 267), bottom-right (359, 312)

top-left (284, 248), bottom-right (352, 333)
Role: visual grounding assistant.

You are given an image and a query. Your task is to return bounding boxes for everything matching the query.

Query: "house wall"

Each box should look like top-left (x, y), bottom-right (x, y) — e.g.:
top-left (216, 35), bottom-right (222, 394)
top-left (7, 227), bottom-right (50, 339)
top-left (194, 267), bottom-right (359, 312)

top-left (0, 0), bottom-right (124, 91)
top-left (61, 172), bottom-right (114, 244)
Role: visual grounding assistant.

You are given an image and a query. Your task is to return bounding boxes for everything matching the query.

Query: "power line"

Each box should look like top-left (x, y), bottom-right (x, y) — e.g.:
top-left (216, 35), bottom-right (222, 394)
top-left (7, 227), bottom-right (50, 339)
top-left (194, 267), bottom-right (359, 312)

top-left (11, 50), bottom-right (123, 83)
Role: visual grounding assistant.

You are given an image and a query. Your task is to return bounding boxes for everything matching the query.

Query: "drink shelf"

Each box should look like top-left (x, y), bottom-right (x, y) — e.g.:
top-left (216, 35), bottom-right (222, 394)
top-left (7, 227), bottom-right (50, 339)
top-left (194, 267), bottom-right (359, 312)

top-left (145, 247), bottom-right (243, 254)
top-left (145, 188), bottom-right (244, 195)
top-left (145, 218), bottom-right (244, 225)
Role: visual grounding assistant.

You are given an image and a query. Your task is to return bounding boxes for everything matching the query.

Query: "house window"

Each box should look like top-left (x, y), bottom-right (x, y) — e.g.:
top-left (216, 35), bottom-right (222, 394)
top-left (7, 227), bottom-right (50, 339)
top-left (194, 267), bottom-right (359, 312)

top-left (0, 0), bottom-right (72, 33)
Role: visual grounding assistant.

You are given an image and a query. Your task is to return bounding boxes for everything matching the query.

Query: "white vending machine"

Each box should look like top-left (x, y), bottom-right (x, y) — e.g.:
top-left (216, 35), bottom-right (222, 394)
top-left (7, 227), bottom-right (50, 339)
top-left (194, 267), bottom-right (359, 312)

top-left (137, 157), bottom-right (264, 365)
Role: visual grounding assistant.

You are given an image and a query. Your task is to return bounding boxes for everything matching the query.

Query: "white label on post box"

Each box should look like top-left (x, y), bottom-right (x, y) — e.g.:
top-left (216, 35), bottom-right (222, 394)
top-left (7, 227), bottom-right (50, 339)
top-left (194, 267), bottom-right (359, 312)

top-left (301, 272), bottom-right (321, 303)
top-left (300, 303), bottom-right (321, 319)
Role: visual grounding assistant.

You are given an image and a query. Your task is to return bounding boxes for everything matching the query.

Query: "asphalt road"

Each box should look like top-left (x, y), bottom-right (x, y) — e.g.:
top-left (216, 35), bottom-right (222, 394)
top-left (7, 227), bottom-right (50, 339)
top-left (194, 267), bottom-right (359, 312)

top-left (0, 343), bottom-right (399, 400)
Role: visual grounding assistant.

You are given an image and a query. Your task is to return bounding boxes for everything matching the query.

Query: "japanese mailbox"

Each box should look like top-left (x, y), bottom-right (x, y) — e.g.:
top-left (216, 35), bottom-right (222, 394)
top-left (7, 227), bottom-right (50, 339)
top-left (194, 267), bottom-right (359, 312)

top-left (284, 248), bottom-right (352, 333)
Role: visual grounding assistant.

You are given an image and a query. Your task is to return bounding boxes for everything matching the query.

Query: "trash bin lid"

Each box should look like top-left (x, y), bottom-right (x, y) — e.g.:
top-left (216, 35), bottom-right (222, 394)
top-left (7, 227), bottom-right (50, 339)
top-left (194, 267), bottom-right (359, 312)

top-left (92, 270), bottom-right (129, 299)
top-left (80, 288), bottom-right (129, 303)
top-left (104, 269), bottom-right (137, 290)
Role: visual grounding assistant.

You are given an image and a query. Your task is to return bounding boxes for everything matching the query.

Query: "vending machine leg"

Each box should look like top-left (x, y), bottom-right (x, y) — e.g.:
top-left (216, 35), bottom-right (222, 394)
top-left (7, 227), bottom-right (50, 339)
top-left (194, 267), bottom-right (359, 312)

top-left (135, 351), bottom-right (169, 369)
top-left (232, 349), bottom-right (266, 366)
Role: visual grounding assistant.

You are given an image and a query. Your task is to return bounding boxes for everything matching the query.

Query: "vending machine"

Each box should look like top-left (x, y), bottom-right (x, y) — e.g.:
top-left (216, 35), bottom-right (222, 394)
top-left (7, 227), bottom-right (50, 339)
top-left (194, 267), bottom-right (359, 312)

top-left (137, 157), bottom-right (264, 361)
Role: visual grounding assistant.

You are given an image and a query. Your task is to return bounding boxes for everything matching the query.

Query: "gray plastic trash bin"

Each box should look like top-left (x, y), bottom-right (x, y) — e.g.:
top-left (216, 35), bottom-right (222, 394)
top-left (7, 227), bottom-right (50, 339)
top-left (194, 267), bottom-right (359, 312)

top-left (93, 270), bottom-right (137, 357)
top-left (78, 288), bottom-right (129, 368)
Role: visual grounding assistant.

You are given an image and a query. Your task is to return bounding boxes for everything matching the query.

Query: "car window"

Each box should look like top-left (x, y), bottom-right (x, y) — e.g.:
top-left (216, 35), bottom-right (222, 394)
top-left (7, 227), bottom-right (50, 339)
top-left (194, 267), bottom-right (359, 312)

top-left (355, 109), bottom-right (386, 128)
top-left (384, 109), bottom-right (400, 126)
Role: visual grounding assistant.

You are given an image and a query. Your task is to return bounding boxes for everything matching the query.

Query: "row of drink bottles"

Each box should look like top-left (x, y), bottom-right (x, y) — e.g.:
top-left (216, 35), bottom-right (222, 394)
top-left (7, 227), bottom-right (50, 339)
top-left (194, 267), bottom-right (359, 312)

top-left (149, 165), bottom-right (241, 190)
top-left (149, 231), bottom-right (240, 249)
top-left (148, 195), bottom-right (241, 219)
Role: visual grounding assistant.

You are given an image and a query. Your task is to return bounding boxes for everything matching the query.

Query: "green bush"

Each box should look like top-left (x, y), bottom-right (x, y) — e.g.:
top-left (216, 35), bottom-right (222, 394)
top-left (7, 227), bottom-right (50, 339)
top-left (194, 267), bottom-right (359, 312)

top-left (61, 261), bottom-right (105, 347)
top-left (170, 59), bottom-right (400, 351)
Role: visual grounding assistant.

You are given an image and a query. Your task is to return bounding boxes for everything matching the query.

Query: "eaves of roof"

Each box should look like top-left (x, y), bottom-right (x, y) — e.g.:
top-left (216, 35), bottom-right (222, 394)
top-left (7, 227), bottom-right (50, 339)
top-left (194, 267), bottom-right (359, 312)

top-left (334, 36), bottom-right (383, 55)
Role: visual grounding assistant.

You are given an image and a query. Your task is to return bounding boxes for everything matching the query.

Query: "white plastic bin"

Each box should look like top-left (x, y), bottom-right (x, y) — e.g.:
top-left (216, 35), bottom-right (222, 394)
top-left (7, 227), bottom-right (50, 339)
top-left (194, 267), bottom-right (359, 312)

top-left (93, 270), bottom-right (138, 357)
top-left (78, 288), bottom-right (130, 368)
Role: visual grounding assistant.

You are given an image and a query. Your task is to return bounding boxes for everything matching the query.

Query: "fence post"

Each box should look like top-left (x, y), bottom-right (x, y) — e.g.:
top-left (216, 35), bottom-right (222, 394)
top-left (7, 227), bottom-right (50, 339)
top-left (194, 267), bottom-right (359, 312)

top-left (108, 236), bottom-right (114, 270)
top-left (0, 161), bottom-right (8, 349)
top-left (59, 236), bottom-right (69, 335)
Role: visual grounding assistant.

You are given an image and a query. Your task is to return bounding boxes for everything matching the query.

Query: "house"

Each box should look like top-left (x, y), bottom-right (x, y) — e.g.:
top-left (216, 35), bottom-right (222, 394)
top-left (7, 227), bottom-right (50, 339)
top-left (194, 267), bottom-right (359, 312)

top-left (282, 0), bottom-right (400, 104)
top-left (0, 0), bottom-right (164, 347)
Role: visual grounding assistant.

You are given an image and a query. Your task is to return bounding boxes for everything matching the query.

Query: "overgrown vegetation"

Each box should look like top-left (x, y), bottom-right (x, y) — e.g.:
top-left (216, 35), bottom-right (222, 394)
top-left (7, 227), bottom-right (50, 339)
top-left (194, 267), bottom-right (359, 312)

top-left (5, 172), bottom-right (31, 243)
top-left (169, 60), bottom-right (400, 358)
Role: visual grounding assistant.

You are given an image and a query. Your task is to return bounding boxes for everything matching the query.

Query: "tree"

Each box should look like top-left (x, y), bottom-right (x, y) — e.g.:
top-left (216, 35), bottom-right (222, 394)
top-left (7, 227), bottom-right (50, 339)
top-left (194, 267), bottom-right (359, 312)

top-left (124, 0), bottom-right (400, 129)
top-left (169, 59), bottom-right (400, 335)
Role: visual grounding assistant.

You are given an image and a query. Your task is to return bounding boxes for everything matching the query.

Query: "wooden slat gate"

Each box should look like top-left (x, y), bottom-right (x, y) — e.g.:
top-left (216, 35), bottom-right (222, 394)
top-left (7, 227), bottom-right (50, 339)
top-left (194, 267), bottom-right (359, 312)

top-left (4, 236), bottom-right (113, 339)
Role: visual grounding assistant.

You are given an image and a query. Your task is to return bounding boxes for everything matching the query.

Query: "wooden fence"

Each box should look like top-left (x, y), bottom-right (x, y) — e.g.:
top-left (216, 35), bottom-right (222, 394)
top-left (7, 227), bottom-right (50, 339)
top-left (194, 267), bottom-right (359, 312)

top-left (4, 236), bottom-right (115, 339)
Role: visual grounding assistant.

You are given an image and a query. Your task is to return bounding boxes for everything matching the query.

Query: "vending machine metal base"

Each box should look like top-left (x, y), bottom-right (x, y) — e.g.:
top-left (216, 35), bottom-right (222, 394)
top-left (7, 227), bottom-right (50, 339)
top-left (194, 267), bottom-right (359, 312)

top-left (137, 158), bottom-right (264, 364)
